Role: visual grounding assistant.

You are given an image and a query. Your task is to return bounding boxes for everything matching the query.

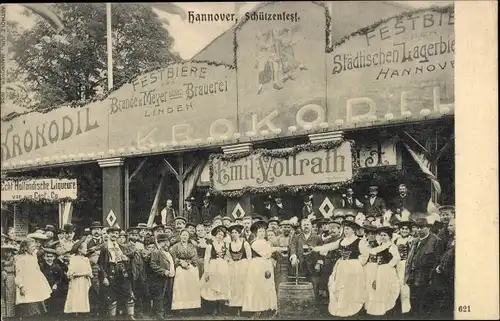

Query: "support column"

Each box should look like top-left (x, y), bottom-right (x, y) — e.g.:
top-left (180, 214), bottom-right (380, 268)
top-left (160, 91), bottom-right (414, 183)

top-left (222, 143), bottom-right (254, 219)
top-left (98, 158), bottom-right (126, 228)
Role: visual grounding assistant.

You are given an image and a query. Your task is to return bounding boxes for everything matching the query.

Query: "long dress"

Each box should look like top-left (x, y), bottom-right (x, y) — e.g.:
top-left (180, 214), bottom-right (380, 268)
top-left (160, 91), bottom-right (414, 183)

top-left (200, 241), bottom-right (231, 301)
top-left (363, 239), bottom-right (380, 312)
top-left (227, 240), bottom-right (251, 307)
top-left (170, 242), bottom-right (201, 310)
top-left (64, 255), bottom-right (92, 313)
top-left (365, 244), bottom-right (401, 316)
top-left (395, 236), bottom-right (412, 313)
top-left (316, 235), bottom-right (367, 317)
top-left (14, 253), bottom-right (52, 316)
top-left (242, 239), bottom-right (278, 312)
top-left (1, 256), bottom-right (16, 317)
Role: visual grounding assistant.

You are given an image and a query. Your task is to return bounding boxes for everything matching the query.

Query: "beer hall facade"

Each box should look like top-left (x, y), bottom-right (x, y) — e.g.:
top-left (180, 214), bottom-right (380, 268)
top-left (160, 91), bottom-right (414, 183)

top-left (1, 2), bottom-right (455, 231)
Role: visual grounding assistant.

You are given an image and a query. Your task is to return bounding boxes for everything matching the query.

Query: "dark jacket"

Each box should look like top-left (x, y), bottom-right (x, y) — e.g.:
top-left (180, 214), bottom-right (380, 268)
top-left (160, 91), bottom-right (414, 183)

top-left (184, 206), bottom-right (201, 225)
top-left (289, 232), bottom-right (322, 277)
top-left (201, 204), bottom-right (218, 222)
top-left (392, 194), bottom-right (416, 213)
top-left (405, 233), bottom-right (443, 287)
top-left (363, 196), bottom-right (386, 217)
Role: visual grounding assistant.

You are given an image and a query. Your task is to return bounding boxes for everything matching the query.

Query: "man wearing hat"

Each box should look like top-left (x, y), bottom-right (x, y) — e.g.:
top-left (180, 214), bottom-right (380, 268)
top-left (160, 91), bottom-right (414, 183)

top-left (241, 216), bottom-right (255, 243)
top-left (363, 186), bottom-right (386, 219)
top-left (39, 246), bottom-right (65, 315)
top-left (27, 230), bottom-right (49, 263)
top-left (60, 223), bottom-right (76, 253)
top-left (436, 205), bottom-right (455, 249)
top-left (394, 220), bottom-right (414, 314)
top-left (262, 196), bottom-right (274, 219)
top-left (149, 233), bottom-right (175, 319)
top-left (136, 223), bottom-right (148, 243)
top-left (222, 216), bottom-right (232, 229)
top-left (289, 218), bottom-right (323, 300)
top-left (87, 221), bottom-right (104, 250)
top-left (201, 193), bottom-right (218, 223)
top-left (301, 195), bottom-right (315, 220)
top-left (98, 225), bottom-right (136, 319)
top-left (184, 197), bottom-right (201, 225)
top-left (404, 217), bottom-right (443, 317)
top-left (341, 187), bottom-right (363, 210)
top-left (124, 227), bottom-right (147, 318)
top-left (268, 216), bottom-right (280, 232)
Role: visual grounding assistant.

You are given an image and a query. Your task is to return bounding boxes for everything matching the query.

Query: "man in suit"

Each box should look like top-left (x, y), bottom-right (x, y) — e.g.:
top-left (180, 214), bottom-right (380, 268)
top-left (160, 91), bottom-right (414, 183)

top-left (87, 221), bottom-right (104, 250)
top-left (262, 197), bottom-right (273, 219)
top-left (363, 186), bottom-right (386, 220)
top-left (404, 217), bottom-right (443, 317)
top-left (301, 195), bottom-right (315, 221)
top-left (341, 188), bottom-right (363, 210)
top-left (149, 233), bottom-right (175, 319)
top-left (98, 225), bottom-right (135, 319)
top-left (392, 184), bottom-right (416, 214)
top-left (159, 199), bottom-right (177, 226)
top-left (184, 197), bottom-right (201, 225)
top-left (272, 196), bottom-right (288, 218)
top-left (289, 218), bottom-right (323, 300)
top-left (201, 194), bottom-right (218, 223)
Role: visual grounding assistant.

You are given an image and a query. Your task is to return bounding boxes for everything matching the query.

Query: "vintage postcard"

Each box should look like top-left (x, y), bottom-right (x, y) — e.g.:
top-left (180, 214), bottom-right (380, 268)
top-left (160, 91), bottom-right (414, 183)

top-left (0, 1), bottom-right (498, 320)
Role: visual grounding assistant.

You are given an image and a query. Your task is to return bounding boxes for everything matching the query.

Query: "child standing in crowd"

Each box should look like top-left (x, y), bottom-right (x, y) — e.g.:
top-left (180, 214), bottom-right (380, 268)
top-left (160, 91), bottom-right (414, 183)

top-left (1, 244), bottom-right (17, 319)
top-left (201, 225), bottom-right (231, 316)
top-left (149, 234), bottom-right (175, 319)
top-left (87, 245), bottom-right (102, 317)
top-left (39, 247), bottom-right (64, 316)
top-left (64, 239), bottom-right (93, 316)
top-left (170, 229), bottom-right (201, 312)
top-left (15, 237), bottom-right (52, 318)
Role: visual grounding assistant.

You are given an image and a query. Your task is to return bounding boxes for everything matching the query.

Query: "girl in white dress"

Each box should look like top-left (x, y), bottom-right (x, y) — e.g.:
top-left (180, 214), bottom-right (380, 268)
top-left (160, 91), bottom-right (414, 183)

top-left (64, 239), bottom-right (92, 315)
top-left (312, 220), bottom-right (368, 317)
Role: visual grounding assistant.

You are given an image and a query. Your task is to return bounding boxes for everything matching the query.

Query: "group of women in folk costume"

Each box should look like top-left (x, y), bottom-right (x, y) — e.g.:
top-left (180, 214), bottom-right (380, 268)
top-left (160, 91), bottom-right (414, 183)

top-left (313, 220), bottom-right (403, 318)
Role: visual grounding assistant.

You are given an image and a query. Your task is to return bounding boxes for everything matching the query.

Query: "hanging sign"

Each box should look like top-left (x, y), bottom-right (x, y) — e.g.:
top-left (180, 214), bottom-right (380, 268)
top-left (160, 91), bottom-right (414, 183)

top-left (1, 178), bottom-right (78, 201)
top-left (212, 142), bottom-right (353, 191)
top-left (357, 139), bottom-right (401, 168)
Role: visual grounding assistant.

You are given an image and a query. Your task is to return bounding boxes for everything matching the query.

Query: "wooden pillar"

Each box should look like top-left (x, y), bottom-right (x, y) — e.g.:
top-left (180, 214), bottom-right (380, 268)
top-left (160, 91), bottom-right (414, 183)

top-left (98, 158), bottom-right (126, 228)
top-left (178, 155), bottom-right (184, 216)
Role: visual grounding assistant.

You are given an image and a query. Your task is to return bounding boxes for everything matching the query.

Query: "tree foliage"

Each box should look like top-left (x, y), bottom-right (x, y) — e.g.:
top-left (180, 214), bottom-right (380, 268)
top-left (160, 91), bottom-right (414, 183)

top-left (8, 3), bottom-right (181, 113)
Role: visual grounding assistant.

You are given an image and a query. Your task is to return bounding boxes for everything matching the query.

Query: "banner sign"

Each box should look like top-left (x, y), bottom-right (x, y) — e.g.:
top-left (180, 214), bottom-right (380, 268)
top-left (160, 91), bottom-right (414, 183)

top-left (1, 178), bottom-right (78, 201)
top-left (107, 62), bottom-right (237, 151)
top-left (212, 142), bottom-right (353, 191)
top-left (326, 7), bottom-right (455, 127)
top-left (357, 139), bottom-right (401, 168)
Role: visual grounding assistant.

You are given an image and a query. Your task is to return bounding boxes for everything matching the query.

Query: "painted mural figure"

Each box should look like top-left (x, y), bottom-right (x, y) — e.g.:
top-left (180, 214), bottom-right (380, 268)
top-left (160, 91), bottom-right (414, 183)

top-left (255, 27), bottom-right (307, 95)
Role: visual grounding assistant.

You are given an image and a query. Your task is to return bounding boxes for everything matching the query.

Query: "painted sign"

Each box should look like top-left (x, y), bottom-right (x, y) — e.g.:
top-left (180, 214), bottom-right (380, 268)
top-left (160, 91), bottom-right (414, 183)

top-left (107, 62), bottom-right (237, 151)
top-left (236, 2), bottom-right (327, 140)
top-left (212, 142), bottom-right (353, 191)
top-left (1, 104), bottom-right (108, 168)
top-left (326, 7), bottom-right (455, 127)
top-left (357, 138), bottom-right (401, 168)
top-left (1, 178), bottom-right (78, 201)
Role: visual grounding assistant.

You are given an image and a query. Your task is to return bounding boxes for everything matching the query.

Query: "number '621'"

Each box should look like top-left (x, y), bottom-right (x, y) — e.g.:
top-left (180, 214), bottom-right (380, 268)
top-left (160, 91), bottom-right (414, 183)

top-left (458, 305), bottom-right (471, 312)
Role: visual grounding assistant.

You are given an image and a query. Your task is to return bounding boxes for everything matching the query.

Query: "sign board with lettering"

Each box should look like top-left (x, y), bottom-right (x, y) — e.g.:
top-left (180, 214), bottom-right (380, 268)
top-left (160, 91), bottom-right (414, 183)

top-left (1, 178), bottom-right (78, 202)
top-left (107, 62), bottom-right (237, 151)
top-left (236, 2), bottom-right (327, 139)
top-left (1, 105), bottom-right (107, 168)
top-left (211, 142), bottom-right (353, 191)
top-left (326, 7), bottom-right (455, 127)
top-left (357, 139), bottom-right (401, 169)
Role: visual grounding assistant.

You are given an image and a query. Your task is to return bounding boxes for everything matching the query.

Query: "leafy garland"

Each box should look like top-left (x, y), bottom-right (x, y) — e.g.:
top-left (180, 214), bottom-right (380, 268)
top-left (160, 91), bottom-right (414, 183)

top-left (1, 175), bottom-right (78, 204)
top-left (207, 139), bottom-right (360, 198)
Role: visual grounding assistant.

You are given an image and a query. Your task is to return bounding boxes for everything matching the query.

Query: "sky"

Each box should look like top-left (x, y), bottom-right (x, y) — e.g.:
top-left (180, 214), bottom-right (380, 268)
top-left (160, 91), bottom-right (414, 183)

top-left (5, 1), bottom-right (453, 60)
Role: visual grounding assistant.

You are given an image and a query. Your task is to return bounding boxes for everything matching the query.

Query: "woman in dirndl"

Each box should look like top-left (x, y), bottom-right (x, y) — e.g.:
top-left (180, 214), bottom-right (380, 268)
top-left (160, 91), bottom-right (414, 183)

top-left (242, 220), bottom-right (278, 317)
top-left (365, 226), bottom-right (401, 316)
top-left (14, 237), bottom-right (52, 318)
top-left (1, 243), bottom-right (18, 318)
top-left (227, 224), bottom-right (252, 314)
top-left (201, 225), bottom-right (231, 315)
top-left (170, 229), bottom-right (202, 311)
top-left (362, 223), bottom-right (380, 314)
top-left (312, 220), bottom-right (368, 318)
top-left (64, 239), bottom-right (93, 315)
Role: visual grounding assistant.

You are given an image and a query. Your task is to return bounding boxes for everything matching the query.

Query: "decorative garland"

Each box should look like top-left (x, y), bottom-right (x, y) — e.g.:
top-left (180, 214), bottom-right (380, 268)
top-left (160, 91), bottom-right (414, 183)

top-left (207, 138), bottom-right (360, 198)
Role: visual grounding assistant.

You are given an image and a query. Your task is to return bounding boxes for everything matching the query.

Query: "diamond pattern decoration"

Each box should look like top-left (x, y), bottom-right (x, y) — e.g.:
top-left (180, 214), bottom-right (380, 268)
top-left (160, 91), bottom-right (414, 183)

top-left (231, 203), bottom-right (245, 219)
top-left (319, 197), bottom-right (335, 218)
top-left (106, 209), bottom-right (117, 227)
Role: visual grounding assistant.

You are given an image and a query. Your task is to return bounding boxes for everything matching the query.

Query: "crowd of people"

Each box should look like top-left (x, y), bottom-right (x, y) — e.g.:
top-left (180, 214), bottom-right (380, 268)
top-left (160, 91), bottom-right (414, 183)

top-left (1, 185), bottom-right (455, 320)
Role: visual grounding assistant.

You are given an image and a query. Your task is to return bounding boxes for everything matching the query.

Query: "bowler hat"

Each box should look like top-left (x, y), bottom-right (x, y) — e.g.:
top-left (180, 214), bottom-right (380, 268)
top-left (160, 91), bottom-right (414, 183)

top-left (202, 221), bottom-right (212, 227)
top-left (44, 225), bottom-right (57, 233)
top-left (414, 217), bottom-right (433, 228)
top-left (63, 223), bottom-right (75, 233)
top-left (156, 233), bottom-right (169, 243)
top-left (107, 225), bottom-right (121, 232)
top-left (89, 221), bottom-right (103, 229)
top-left (268, 216), bottom-right (280, 224)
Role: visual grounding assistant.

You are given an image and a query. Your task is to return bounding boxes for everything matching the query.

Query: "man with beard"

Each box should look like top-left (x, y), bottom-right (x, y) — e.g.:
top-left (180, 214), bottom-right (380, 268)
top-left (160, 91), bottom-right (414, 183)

top-left (429, 218), bottom-right (455, 319)
top-left (363, 186), bottom-right (386, 221)
top-left (241, 216), bottom-right (255, 242)
top-left (152, 225), bottom-right (164, 240)
top-left (289, 219), bottom-right (323, 300)
top-left (87, 221), bottom-right (104, 249)
top-left (43, 225), bottom-right (59, 248)
top-left (392, 184), bottom-right (416, 214)
top-left (394, 220), bottom-right (414, 314)
top-left (98, 225), bottom-right (136, 319)
top-left (127, 227), bottom-right (144, 251)
top-left (184, 197), bottom-right (201, 225)
top-left (341, 188), bottom-right (363, 210)
top-left (159, 199), bottom-right (177, 226)
top-left (124, 227), bottom-right (147, 318)
top-left (404, 217), bottom-right (443, 318)
top-left (268, 217), bottom-right (280, 234)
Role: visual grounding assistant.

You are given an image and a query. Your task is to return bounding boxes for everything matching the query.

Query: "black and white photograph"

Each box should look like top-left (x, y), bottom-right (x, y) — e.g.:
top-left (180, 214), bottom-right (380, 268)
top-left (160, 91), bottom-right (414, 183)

top-left (0, 1), bottom-right (497, 321)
